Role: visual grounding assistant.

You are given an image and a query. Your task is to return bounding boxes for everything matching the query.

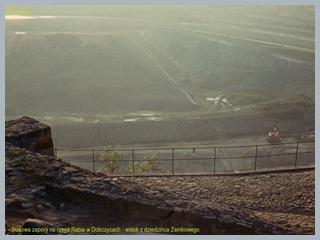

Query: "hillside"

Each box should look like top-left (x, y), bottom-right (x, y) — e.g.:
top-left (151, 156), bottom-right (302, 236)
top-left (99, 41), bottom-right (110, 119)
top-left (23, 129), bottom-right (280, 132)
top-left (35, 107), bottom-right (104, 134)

top-left (5, 6), bottom-right (315, 148)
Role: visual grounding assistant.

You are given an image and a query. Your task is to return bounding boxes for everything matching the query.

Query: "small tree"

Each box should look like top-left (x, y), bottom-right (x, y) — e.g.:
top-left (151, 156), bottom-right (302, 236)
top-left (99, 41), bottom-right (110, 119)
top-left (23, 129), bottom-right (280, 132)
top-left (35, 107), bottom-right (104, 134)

top-left (99, 145), bottom-right (125, 173)
top-left (127, 151), bottom-right (162, 173)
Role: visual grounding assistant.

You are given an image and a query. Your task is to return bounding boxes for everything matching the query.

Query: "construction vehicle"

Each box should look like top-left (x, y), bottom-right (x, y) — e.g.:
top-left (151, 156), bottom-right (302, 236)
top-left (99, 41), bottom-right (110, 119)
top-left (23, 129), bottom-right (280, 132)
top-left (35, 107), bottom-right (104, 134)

top-left (266, 125), bottom-right (281, 143)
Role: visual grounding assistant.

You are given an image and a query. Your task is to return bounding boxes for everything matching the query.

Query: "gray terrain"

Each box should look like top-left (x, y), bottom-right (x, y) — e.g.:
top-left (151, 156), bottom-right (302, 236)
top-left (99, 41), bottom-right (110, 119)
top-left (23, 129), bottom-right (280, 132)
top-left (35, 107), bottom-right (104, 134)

top-left (5, 6), bottom-right (315, 148)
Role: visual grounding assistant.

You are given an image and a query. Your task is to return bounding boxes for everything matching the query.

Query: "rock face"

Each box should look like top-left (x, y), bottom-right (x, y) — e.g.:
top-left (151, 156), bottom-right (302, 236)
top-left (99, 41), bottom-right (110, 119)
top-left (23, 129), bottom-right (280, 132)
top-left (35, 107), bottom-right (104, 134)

top-left (5, 116), bottom-right (55, 156)
top-left (5, 117), bottom-right (315, 235)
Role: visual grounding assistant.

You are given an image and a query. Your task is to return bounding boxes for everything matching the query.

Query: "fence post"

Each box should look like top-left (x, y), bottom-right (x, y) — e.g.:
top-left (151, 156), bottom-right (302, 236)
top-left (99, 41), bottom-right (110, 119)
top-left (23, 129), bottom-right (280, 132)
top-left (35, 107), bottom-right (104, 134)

top-left (294, 142), bottom-right (299, 167)
top-left (172, 148), bottom-right (175, 175)
top-left (132, 149), bottom-right (135, 175)
top-left (213, 147), bottom-right (216, 173)
top-left (92, 150), bottom-right (95, 173)
top-left (254, 145), bottom-right (258, 171)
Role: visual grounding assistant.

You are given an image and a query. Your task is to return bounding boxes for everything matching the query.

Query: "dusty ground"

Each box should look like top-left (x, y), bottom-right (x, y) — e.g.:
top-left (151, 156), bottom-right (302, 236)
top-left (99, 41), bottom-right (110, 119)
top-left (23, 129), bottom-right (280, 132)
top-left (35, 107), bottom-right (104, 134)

top-left (5, 6), bottom-right (314, 148)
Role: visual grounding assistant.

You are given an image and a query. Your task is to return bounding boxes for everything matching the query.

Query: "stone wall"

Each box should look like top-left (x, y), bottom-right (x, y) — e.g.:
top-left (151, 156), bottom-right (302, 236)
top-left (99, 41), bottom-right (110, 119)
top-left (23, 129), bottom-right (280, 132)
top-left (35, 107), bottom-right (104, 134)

top-left (6, 142), bottom-right (265, 234)
top-left (5, 117), bottom-right (315, 235)
top-left (5, 116), bottom-right (55, 156)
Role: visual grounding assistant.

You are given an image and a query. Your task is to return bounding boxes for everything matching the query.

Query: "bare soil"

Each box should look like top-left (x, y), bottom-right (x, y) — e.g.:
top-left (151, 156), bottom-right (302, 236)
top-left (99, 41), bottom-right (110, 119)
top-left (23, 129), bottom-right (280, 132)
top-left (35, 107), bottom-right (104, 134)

top-left (5, 6), bottom-right (315, 148)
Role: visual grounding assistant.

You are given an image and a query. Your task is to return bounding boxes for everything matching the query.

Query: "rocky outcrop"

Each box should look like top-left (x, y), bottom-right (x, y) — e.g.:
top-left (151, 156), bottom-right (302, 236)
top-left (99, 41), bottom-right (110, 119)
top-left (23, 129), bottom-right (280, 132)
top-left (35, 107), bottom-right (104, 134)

top-left (5, 116), bottom-right (54, 156)
top-left (5, 142), bottom-right (259, 235)
top-left (5, 117), bottom-right (315, 235)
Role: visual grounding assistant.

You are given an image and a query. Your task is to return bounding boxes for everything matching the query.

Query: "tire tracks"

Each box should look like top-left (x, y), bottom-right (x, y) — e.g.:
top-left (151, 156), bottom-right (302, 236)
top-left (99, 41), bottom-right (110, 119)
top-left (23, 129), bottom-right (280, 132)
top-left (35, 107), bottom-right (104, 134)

top-left (130, 35), bottom-right (198, 107)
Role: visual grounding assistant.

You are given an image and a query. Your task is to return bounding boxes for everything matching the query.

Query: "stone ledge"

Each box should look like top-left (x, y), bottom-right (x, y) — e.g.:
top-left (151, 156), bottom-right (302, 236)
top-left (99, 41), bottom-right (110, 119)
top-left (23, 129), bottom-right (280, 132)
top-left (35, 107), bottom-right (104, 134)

top-left (6, 116), bottom-right (54, 156)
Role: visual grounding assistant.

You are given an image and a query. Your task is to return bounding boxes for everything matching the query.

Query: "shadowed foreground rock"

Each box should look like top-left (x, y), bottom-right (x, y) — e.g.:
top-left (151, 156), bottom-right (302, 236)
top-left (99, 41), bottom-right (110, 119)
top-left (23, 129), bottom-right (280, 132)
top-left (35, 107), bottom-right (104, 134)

top-left (5, 116), bottom-right (54, 156)
top-left (5, 117), bottom-right (315, 235)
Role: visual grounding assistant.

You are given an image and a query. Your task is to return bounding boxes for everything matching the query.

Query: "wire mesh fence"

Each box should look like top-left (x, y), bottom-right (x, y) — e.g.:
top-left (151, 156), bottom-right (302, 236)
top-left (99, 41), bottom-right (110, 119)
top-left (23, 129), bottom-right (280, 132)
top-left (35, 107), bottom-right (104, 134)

top-left (54, 141), bottom-right (315, 175)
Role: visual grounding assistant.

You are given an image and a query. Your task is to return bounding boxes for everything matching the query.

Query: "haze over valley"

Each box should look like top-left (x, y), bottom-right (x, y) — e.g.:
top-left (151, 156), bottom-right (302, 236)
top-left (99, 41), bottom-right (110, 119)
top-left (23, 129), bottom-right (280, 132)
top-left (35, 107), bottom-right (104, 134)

top-left (5, 6), bottom-right (315, 148)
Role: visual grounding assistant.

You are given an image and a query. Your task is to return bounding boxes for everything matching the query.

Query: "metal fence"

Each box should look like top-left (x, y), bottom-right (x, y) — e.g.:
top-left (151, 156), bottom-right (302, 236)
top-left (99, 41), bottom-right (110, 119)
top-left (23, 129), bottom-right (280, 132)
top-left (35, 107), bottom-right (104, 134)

top-left (54, 141), bottom-right (315, 175)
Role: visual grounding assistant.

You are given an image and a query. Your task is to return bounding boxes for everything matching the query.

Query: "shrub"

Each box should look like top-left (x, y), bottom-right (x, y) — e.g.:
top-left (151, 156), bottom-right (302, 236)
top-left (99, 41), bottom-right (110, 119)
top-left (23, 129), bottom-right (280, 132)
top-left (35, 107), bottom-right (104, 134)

top-left (127, 151), bottom-right (162, 174)
top-left (99, 145), bottom-right (125, 173)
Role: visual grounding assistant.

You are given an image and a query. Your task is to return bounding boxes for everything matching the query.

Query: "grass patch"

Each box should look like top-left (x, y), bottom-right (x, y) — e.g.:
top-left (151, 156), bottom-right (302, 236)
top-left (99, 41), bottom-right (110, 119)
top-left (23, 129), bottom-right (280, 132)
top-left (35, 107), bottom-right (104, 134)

top-left (225, 90), bottom-right (272, 105)
top-left (15, 159), bottom-right (28, 167)
top-left (26, 165), bottom-right (43, 176)
top-left (14, 158), bottom-right (48, 177)
top-left (11, 150), bottom-right (23, 156)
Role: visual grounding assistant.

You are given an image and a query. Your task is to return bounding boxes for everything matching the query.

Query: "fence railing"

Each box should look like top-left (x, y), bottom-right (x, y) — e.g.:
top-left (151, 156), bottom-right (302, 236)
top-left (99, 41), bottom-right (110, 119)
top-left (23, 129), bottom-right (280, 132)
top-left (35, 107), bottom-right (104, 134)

top-left (54, 141), bottom-right (315, 176)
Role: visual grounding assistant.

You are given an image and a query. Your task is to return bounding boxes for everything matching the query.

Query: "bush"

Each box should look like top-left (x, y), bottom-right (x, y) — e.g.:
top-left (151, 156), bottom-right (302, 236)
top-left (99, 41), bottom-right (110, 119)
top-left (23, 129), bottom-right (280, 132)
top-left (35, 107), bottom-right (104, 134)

top-left (127, 151), bottom-right (162, 174)
top-left (99, 145), bottom-right (125, 173)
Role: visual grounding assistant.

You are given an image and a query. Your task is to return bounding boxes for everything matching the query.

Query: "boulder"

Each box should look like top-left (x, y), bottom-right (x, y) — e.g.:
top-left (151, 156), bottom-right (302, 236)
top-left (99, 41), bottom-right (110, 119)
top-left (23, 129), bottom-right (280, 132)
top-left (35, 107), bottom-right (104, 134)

top-left (5, 116), bottom-right (54, 156)
top-left (21, 218), bottom-right (58, 235)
